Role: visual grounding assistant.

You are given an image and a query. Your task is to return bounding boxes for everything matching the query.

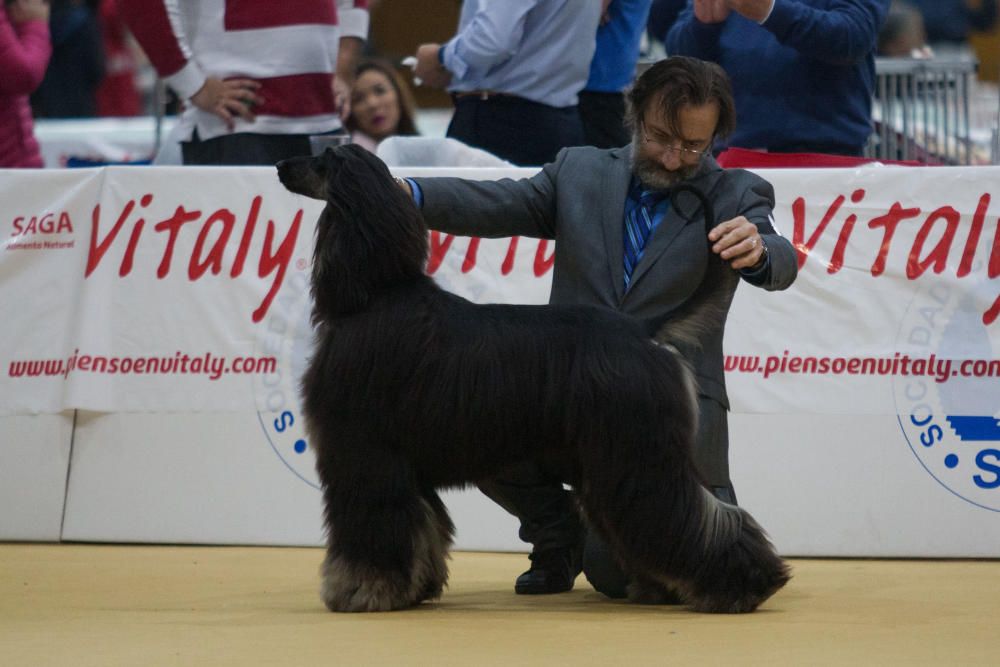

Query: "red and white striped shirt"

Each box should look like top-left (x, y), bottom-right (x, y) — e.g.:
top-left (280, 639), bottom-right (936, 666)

top-left (122, 0), bottom-right (368, 140)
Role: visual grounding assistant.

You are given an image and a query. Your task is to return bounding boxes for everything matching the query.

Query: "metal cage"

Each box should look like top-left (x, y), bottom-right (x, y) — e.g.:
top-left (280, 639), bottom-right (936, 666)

top-left (867, 56), bottom-right (981, 165)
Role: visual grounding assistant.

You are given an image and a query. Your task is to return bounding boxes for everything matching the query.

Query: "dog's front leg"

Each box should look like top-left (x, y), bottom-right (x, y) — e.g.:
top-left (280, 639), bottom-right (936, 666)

top-left (316, 446), bottom-right (449, 612)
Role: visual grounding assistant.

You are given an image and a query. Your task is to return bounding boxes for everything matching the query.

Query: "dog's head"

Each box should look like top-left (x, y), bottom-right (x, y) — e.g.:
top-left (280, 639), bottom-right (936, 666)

top-left (277, 144), bottom-right (397, 202)
top-left (276, 151), bottom-right (330, 200)
top-left (276, 144), bottom-right (429, 320)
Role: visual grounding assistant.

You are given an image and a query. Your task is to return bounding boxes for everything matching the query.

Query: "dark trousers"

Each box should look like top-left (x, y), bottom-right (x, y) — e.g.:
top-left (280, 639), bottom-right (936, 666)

top-left (578, 90), bottom-right (630, 150)
top-left (478, 462), bottom-right (583, 554)
top-left (478, 395), bottom-right (735, 595)
top-left (446, 94), bottom-right (585, 167)
top-left (181, 131), bottom-right (313, 166)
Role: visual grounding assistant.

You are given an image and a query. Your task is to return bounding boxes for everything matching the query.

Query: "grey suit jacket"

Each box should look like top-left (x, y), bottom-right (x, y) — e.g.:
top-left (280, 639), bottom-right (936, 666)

top-left (414, 144), bottom-right (798, 408)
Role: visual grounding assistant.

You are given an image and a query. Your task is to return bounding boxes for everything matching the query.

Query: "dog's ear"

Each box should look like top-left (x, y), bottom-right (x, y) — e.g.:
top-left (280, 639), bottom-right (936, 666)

top-left (322, 145), bottom-right (361, 187)
top-left (323, 145), bottom-right (385, 203)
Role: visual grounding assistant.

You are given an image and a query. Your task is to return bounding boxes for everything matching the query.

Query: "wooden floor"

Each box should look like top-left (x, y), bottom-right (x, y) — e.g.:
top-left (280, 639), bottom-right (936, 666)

top-left (1, 545), bottom-right (996, 666)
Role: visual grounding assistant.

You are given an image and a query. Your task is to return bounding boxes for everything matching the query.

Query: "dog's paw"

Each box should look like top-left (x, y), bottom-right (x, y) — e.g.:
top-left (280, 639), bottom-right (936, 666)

top-left (684, 508), bottom-right (791, 613)
top-left (320, 556), bottom-right (416, 612)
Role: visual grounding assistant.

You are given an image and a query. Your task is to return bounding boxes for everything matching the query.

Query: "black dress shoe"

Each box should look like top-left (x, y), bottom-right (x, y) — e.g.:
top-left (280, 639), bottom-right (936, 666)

top-left (514, 546), bottom-right (582, 595)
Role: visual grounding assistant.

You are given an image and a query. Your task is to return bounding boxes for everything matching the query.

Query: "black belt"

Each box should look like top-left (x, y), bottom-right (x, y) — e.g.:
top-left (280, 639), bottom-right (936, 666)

top-left (451, 90), bottom-right (517, 101)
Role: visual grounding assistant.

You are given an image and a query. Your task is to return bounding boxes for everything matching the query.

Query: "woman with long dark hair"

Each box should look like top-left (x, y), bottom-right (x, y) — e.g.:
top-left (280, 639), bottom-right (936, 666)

top-left (344, 58), bottom-right (419, 153)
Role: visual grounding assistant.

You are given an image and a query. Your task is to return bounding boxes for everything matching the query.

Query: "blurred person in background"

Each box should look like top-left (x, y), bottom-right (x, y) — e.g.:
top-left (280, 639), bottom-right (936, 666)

top-left (120, 0), bottom-right (369, 166)
top-left (345, 58), bottom-right (419, 152)
top-left (646, 0), bottom-right (686, 52)
top-left (413, 0), bottom-right (602, 166)
top-left (906, 0), bottom-right (997, 53)
top-left (580, 0), bottom-right (653, 150)
top-left (95, 0), bottom-right (141, 116)
top-left (30, 0), bottom-right (104, 118)
top-left (878, 1), bottom-right (932, 57)
top-left (666, 0), bottom-right (890, 157)
top-left (1, 0), bottom-right (51, 168)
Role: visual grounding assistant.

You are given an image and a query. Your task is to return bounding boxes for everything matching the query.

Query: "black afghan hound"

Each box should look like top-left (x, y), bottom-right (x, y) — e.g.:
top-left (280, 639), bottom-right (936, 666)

top-left (276, 144), bottom-right (789, 614)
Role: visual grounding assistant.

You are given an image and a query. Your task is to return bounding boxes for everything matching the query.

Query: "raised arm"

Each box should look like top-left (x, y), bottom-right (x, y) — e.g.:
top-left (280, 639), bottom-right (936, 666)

top-left (668, 0), bottom-right (888, 66)
top-left (411, 150), bottom-right (568, 240)
top-left (757, 0), bottom-right (888, 65)
top-left (730, 172), bottom-right (797, 291)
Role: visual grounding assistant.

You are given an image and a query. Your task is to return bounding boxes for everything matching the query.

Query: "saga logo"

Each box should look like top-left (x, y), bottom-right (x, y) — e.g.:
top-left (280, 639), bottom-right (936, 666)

top-left (895, 282), bottom-right (1000, 511)
top-left (12, 211), bottom-right (74, 237)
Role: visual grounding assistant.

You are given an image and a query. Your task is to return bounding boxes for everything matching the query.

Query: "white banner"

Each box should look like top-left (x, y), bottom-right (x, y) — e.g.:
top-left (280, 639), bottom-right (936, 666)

top-left (727, 167), bottom-right (999, 418)
top-left (3, 164), bottom-right (999, 543)
top-left (2, 165), bottom-right (997, 420)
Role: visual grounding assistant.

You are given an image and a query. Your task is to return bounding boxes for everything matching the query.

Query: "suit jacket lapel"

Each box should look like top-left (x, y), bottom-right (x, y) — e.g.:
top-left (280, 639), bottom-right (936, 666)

top-left (601, 146), bottom-right (632, 304)
top-left (625, 157), bottom-right (723, 295)
top-left (626, 198), bottom-right (688, 293)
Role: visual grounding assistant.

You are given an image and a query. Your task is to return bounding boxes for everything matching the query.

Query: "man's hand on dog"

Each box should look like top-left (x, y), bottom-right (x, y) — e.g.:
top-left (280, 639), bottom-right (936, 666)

top-left (394, 177), bottom-right (413, 198)
top-left (708, 217), bottom-right (766, 271)
top-left (191, 77), bottom-right (264, 130)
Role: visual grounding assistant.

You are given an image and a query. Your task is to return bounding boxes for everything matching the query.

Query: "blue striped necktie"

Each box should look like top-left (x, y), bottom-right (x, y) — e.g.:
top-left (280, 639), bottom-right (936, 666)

top-left (623, 185), bottom-right (667, 289)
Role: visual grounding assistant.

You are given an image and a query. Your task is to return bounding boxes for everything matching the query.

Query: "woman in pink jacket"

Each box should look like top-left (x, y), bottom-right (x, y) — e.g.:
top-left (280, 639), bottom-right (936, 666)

top-left (1, 0), bottom-right (51, 168)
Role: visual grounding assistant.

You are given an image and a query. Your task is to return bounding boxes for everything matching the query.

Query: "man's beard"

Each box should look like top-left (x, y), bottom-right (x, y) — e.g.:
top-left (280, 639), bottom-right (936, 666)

top-left (630, 131), bottom-right (700, 191)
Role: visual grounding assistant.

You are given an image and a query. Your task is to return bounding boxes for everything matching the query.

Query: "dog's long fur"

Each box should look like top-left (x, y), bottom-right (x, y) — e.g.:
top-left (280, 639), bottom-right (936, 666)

top-left (277, 145), bottom-right (789, 614)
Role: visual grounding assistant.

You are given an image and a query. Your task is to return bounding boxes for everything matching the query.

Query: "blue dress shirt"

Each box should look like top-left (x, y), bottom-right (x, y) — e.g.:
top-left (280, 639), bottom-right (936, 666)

top-left (440, 0), bottom-right (602, 108)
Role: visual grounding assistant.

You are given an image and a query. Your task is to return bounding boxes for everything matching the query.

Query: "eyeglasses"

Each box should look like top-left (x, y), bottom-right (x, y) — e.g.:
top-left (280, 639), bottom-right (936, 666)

top-left (640, 126), bottom-right (711, 161)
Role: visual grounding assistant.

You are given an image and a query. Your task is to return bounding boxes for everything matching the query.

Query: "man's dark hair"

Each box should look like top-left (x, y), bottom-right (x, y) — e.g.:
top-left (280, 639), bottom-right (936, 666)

top-left (625, 56), bottom-right (736, 141)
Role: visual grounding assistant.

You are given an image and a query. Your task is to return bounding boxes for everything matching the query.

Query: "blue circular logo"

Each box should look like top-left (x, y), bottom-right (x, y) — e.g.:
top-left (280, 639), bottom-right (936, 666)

top-left (253, 269), bottom-right (319, 489)
top-left (894, 281), bottom-right (1000, 512)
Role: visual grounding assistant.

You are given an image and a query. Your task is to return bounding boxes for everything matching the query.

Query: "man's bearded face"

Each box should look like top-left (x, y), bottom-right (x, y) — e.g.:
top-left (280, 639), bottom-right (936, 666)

top-left (631, 129), bottom-right (702, 190)
top-left (630, 101), bottom-right (720, 191)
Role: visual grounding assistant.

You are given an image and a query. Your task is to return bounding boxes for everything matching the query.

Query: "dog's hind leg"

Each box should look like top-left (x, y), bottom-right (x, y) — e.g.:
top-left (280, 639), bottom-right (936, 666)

top-left (579, 467), bottom-right (789, 612)
top-left (412, 488), bottom-right (455, 603)
top-left (572, 404), bottom-right (788, 613)
top-left (316, 443), bottom-right (446, 612)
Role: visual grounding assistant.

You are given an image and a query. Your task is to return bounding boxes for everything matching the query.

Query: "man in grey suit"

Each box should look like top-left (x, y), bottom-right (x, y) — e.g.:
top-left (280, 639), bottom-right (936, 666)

top-left (397, 56), bottom-right (797, 598)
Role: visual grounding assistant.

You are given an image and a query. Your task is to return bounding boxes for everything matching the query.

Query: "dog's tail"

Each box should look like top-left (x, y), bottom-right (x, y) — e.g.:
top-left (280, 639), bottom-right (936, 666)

top-left (645, 183), bottom-right (740, 354)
